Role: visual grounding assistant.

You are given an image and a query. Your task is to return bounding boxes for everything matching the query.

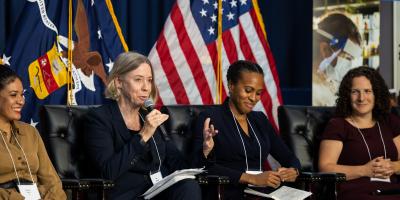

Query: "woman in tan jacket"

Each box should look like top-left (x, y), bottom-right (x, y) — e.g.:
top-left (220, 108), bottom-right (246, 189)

top-left (0, 64), bottom-right (66, 200)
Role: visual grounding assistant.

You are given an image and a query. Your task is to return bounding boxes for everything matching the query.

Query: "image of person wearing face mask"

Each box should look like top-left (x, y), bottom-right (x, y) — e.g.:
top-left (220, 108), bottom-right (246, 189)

top-left (313, 12), bottom-right (363, 106)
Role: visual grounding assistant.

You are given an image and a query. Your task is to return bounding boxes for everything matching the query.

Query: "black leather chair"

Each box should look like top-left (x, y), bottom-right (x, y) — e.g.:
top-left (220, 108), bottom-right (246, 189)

top-left (278, 106), bottom-right (346, 200)
top-left (38, 105), bottom-right (114, 200)
top-left (161, 105), bottom-right (229, 200)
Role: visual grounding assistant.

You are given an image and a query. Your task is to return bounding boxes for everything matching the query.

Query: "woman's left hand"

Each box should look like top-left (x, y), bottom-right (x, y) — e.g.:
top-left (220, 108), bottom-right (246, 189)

top-left (203, 118), bottom-right (218, 157)
top-left (277, 167), bottom-right (298, 182)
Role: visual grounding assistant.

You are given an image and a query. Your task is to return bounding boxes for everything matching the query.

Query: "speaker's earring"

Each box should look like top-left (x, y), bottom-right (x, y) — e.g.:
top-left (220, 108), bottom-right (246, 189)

top-left (118, 87), bottom-right (121, 89)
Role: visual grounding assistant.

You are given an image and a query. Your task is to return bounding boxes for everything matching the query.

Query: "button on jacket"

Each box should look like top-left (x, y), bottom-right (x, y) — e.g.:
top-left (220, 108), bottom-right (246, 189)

top-left (0, 121), bottom-right (66, 200)
top-left (84, 100), bottom-right (214, 200)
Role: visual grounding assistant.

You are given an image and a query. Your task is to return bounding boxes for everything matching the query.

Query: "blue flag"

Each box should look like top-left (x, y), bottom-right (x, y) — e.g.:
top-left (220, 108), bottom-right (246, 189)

top-left (1, 0), bottom-right (128, 129)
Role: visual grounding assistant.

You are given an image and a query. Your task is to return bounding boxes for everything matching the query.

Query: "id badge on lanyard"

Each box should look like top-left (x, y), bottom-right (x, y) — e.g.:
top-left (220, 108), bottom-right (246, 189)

top-left (371, 177), bottom-right (391, 183)
top-left (150, 170), bottom-right (163, 184)
top-left (17, 183), bottom-right (41, 200)
top-left (246, 169), bottom-right (266, 188)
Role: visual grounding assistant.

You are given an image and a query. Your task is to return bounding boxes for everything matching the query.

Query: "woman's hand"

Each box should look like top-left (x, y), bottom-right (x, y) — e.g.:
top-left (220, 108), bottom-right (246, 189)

top-left (374, 157), bottom-right (393, 179)
top-left (140, 109), bottom-right (169, 142)
top-left (251, 171), bottom-right (281, 188)
top-left (203, 118), bottom-right (218, 157)
top-left (277, 167), bottom-right (298, 182)
top-left (363, 156), bottom-right (392, 178)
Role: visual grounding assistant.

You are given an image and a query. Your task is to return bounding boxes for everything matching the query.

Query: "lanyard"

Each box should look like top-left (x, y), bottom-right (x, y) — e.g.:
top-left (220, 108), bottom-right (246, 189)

top-left (351, 116), bottom-right (387, 160)
top-left (138, 113), bottom-right (161, 172)
top-left (230, 111), bottom-right (262, 171)
top-left (0, 127), bottom-right (35, 185)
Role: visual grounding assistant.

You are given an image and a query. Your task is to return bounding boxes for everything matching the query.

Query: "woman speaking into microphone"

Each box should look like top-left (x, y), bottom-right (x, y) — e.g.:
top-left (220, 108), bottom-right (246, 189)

top-left (84, 52), bottom-right (217, 200)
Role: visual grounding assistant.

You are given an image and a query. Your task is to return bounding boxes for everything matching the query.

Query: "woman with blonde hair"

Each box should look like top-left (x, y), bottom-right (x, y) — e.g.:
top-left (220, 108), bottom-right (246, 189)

top-left (84, 52), bottom-right (217, 200)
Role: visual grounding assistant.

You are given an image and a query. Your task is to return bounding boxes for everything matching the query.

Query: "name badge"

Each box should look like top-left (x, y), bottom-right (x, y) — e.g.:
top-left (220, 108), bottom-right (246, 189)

top-left (371, 177), bottom-right (391, 183)
top-left (150, 170), bottom-right (163, 185)
top-left (246, 170), bottom-right (266, 188)
top-left (17, 183), bottom-right (41, 200)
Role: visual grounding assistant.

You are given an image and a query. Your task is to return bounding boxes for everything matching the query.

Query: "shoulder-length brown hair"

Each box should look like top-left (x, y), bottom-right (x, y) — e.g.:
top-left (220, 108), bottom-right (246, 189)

top-left (334, 66), bottom-right (391, 121)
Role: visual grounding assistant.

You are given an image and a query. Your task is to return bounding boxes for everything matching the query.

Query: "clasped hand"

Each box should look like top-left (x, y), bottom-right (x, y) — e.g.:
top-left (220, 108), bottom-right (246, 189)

top-left (366, 156), bottom-right (393, 179)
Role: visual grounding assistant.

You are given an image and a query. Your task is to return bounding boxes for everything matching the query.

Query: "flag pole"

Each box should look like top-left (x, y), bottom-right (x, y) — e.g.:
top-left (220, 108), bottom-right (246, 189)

top-left (68, 0), bottom-right (73, 105)
top-left (217, 0), bottom-right (223, 104)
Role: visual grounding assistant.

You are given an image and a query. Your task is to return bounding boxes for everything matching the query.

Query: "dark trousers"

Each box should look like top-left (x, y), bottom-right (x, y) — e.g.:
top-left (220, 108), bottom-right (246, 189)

top-left (149, 179), bottom-right (202, 200)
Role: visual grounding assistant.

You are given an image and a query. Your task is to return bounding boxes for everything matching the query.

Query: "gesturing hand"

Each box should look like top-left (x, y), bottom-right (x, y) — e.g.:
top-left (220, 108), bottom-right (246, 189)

top-left (203, 118), bottom-right (218, 157)
top-left (140, 109), bottom-right (169, 142)
top-left (277, 167), bottom-right (298, 182)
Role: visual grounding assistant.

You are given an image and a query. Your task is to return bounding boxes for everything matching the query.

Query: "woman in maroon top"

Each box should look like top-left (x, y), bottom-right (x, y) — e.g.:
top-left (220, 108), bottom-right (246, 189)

top-left (318, 67), bottom-right (400, 199)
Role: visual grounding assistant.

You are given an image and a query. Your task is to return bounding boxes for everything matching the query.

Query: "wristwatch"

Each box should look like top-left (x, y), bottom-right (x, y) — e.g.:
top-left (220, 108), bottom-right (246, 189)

top-left (293, 168), bottom-right (300, 176)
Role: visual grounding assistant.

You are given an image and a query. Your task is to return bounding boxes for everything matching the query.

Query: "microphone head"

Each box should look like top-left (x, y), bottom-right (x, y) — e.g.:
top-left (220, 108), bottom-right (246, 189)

top-left (143, 98), bottom-right (154, 109)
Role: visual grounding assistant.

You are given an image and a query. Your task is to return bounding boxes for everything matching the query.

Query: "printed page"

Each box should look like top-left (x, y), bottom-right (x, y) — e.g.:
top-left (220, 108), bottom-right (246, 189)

top-left (244, 189), bottom-right (276, 199)
top-left (142, 168), bottom-right (205, 196)
top-left (270, 186), bottom-right (312, 200)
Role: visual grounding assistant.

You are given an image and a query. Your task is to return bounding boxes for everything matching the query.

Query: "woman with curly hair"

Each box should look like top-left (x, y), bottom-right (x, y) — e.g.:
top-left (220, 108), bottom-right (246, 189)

top-left (318, 66), bottom-right (400, 199)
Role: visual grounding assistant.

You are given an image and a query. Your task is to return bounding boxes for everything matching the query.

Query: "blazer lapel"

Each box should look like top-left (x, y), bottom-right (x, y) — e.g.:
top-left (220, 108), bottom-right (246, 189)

top-left (109, 100), bottom-right (132, 143)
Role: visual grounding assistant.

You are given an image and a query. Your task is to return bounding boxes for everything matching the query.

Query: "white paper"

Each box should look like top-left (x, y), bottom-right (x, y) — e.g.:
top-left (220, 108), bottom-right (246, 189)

top-left (17, 183), bottom-right (41, 200)
top-left (144, 175), bottom-right (195, 199)
top-left (371, 177), bottom-right (391, 183)
top-left (245, 186), bottom-right (312, 200)
top-left (141, 168), bottom-right (205, 197)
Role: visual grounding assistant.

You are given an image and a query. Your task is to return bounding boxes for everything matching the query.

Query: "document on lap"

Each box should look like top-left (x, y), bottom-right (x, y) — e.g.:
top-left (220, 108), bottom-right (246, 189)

top-left (244, 186), bottom-right (312, 200)
top-left (141, 168), bottom-right (206, 199)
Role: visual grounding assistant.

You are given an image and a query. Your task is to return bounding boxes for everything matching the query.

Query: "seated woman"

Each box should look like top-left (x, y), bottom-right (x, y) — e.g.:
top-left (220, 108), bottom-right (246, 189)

top-left (0, 65), bottom-right (66, 200)
top-left (84, 52), bottom-right (216, 200)
top-left (318, 66), bottom-right (400, 199)
top-left (193, 60), bottom-right (301, 199)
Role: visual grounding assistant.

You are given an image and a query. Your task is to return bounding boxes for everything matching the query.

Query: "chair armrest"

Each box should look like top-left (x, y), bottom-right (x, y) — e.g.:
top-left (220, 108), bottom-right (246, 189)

top-left (80, 178), bottom-right (114, 189)
top-left (60, 179), bottom-right (90, 190)
top-left (197, 175), bottom-right (230, 185)
top-left (296, 172), bottom-right (346, 182)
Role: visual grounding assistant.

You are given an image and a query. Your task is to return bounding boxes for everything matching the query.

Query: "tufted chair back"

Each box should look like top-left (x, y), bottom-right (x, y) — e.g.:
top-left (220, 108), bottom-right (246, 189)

top-left (38, 105), bottom-right (99, 179)
top-left (160, 105), bottom-right (216, 156)
top-left (277, 106), bottom-right (334, 173)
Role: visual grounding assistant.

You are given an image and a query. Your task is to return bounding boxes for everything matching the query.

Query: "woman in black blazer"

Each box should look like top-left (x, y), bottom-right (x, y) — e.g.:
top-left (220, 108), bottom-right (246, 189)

top-left (193, 60), bottom-right (301, 199)
top-left (84, 52), bottom-right (217, 200)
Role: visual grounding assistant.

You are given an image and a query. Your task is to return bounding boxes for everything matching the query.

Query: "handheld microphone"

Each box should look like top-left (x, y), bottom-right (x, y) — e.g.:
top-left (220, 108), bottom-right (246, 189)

top-left (143, 98), bottom-right (170, 142)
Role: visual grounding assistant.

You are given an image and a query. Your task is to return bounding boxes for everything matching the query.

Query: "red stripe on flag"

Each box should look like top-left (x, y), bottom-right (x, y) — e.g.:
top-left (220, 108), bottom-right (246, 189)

top-left (238, 21), bottom-right (278, 132)
top-left (222, 31), bottom-right (238, 64)
top-left (38, 54), bottom-right (59, 94)
top-left (170, 3), bottom-right (213, 104)
top-left (155, 94), bottom-right (164, 110)
top-left (155, 32), bottom-right (190, 104)
top-left (207, 42), bottom-right (227, 103)
top-left (238, 22), bottom-right (256, 62)
top-left (249, 9), bottom-right (283, 105)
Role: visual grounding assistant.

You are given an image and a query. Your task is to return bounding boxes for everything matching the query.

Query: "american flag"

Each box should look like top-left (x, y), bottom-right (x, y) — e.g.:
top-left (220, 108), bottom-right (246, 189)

top-left (148, 0), bottom-right (282, 169)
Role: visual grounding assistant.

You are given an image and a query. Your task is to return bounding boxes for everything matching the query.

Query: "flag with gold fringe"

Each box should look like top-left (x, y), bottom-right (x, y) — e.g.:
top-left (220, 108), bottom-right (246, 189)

top-left (2, 0), bottom-right (128, 129)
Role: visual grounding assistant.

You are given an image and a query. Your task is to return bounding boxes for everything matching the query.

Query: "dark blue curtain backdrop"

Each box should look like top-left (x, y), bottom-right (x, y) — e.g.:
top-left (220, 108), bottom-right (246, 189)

top-left (0, 0), bottom-right (312, 105)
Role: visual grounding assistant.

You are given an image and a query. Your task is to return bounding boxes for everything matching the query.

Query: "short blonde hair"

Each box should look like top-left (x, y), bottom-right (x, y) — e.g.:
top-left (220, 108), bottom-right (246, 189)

top-left (105, 52), bottom-right (158, 104)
